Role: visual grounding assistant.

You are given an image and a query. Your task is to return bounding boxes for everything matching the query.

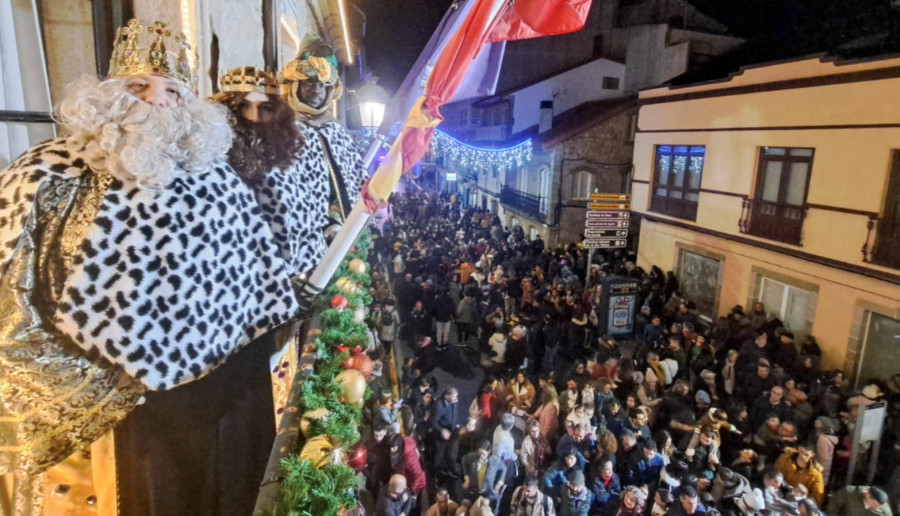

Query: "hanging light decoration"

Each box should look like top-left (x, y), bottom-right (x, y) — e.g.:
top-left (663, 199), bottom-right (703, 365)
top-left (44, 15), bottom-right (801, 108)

top-left (431, 130), bottom-right (532, 171)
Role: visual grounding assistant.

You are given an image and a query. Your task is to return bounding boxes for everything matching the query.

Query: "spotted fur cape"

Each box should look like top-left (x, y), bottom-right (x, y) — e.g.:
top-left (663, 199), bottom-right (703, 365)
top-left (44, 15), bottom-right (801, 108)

top-left (0, 137), bottom-right (300, 390)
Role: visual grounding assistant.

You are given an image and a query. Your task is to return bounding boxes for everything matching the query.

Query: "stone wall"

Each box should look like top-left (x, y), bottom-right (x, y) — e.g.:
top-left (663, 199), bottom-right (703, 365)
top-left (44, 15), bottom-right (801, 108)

top-left (551, 108), bottom-right (637, 246)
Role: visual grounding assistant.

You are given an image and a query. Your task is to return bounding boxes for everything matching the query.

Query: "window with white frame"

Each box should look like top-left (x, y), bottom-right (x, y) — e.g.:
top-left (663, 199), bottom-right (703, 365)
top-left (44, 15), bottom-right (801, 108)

top-left (756, 276), bottom-right (817, 338)
top-left (572, 170), bottom-right (593, 200)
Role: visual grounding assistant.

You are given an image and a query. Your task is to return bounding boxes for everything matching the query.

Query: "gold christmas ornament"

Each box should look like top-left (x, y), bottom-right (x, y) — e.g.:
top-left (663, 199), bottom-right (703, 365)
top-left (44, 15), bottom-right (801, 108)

top-left (336, 369), bottom-right (366, 406)
top-left (348, 259), bottom-right (367, 275)
top-left (299, 435), bottom-right (344, 467)
top-left (300, 408), bottom-right (330, 437)
top-left (335, 277), bottom-right (360, 295)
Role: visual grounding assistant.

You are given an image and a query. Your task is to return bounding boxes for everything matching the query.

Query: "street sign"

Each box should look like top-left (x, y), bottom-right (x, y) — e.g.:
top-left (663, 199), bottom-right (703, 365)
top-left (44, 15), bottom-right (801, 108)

top-left (588, 202), bottom-right (631, 211)
top-left (585, 229), bottom-right (629, 238)
top-left (585, 219), bottom-right (630, 228)
top-left (583, 239), bottom-right (627, 249)
top-left (586, 211), bottom-right (630, 220)
top-left (589, 193), bottom-right (631, 202)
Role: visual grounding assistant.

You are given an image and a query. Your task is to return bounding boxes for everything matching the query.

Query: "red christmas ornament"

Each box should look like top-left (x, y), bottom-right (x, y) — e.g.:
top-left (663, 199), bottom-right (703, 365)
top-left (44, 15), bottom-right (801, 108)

top-left (330, 294), bottom-right (349, 310)
top-left (342, 349), bottom-right (373, 380)
top-left (346, 441), bottom-right (368, 472)
top-left (338, 397), bottom-right (345, 403)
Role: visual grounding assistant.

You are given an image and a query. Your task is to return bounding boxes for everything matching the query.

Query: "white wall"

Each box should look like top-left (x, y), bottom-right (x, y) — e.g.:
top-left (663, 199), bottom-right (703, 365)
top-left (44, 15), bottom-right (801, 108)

top-left (509, 58), bottom-right (626, 134)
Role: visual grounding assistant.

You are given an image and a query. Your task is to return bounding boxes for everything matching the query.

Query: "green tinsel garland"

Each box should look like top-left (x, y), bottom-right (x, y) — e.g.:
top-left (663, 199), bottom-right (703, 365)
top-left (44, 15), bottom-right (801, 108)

top-left (264, 232), bottom-right (374, 516)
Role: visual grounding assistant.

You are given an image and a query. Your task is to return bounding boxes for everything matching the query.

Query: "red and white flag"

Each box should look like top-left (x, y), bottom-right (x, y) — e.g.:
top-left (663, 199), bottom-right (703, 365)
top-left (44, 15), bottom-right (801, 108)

top-left (366, 0), bottom-right (594, 205)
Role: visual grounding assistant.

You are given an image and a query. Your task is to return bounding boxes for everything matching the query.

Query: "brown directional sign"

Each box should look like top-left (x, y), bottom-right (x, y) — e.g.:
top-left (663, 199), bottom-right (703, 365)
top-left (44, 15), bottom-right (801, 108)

top-left (588, 202), bottom-right (631, 211)
top-left (583, 239), bottom-right (627, 249)
top-left (589, 193), bottom-right (631, 201)
top-left (586, 210), bottom-right (630, 220)
top-left (585, 229), bottom-right (629, 238)
top-left (585, 219), bottom-right (630, 228)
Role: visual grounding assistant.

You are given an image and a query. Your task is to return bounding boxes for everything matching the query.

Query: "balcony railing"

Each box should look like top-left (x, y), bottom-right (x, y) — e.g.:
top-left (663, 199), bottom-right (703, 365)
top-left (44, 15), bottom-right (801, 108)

top-left (739, 198), bottom-right (808, 246)
top-left (863, 217), bottom-right (900, 270)
top-left (500, 186), bottom-right (547, 221)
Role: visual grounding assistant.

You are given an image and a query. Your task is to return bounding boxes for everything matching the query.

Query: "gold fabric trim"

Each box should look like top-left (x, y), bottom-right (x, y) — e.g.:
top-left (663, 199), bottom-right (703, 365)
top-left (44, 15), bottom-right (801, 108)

top-left (318, 133), bottom-right (346, 223)
top-left (0, 172), bottom-right (145, 516)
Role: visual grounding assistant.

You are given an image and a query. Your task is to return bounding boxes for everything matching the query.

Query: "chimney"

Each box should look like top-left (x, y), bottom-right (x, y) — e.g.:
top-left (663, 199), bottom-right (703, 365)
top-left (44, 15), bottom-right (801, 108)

top-left (539, 100), bottom-right (554, 133)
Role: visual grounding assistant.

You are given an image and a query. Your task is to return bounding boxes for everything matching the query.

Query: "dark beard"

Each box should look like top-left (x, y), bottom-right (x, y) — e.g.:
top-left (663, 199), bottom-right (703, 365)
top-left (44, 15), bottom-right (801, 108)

top-left (228, 116), bottom-right (302, 183)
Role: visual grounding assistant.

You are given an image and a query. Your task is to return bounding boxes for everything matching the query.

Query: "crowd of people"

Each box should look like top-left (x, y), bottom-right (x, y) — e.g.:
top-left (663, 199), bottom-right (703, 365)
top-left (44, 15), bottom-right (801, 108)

top-left (359, 191), bottom-right (900, 516)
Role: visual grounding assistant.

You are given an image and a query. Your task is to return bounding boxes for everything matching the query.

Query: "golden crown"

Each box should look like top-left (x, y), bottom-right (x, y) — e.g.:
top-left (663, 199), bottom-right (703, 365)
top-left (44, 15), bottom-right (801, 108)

top-left (108, 19), bottom-right (197, 92)
top-left (219, 66), bottom-right (278, 95)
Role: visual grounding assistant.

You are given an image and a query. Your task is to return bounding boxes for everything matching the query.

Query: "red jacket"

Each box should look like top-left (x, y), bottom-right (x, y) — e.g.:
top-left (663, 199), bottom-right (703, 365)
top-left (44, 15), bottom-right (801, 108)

top-left (393, 436), bottom-right (427, 493)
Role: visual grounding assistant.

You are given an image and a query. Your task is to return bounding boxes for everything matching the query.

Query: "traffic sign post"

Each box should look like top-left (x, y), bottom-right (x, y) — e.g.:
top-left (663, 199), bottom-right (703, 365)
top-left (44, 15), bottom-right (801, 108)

top-left (585, 229), bottom-right (629, 238)
top-left (586, 211), bottom-right (630, 220)
top-left (583, 194), bottom-right (632, 278)
top-left (588, 202), bottom-right (631, 211)
top-left (589, 193), bottom-right (631, 202)
top-left (583, 239), bottom-right (627, 249)
top-left (586, 219), bottom-right (630, 228)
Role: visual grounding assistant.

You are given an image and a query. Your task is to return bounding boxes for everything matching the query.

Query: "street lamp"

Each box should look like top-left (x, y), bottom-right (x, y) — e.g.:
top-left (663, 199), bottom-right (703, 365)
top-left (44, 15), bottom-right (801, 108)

top-left (355, 77), bottom-right (389, 130)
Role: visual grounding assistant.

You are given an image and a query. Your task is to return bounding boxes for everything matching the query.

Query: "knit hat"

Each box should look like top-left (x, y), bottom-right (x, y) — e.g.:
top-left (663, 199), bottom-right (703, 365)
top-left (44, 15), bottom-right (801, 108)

top-left (696, 390), bottom-right (711, 405)
top-left (869, 487), bottom-right (889, 504)
top-left (569, 470), bottom-right (585, 487)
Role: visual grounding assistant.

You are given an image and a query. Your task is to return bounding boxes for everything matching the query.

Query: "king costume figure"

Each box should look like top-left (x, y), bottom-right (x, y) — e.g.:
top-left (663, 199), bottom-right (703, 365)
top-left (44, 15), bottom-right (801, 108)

top-left (0, 20), bottom-right (304, 516)
top-left (278, 36), bottom-right (367, 256)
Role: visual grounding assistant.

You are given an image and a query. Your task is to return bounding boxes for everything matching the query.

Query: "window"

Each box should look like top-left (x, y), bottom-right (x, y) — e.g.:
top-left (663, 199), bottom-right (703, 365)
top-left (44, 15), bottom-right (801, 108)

top-left (539, 165), bottom-right (551, 214)
top-left (602, 76), bottom-right (620, 90)
top-left (459, 108), bottom-right (468, 126)
top-left (857, 312), bottom-right (900, 388)
top-left (625, 113), bottom-right (638, 143)
top-left (871, 150), bottom-right (900, 268)
top-left (650, 145), bottom-right (704, 220)
top-left (757, 276), bottom-right (817, 339)
top-left (572, 170), bottom-right (593, 200)
top-left (677, 249), bottom-right (722, 323)
top-left (745, 147), bottom-right (814, 245)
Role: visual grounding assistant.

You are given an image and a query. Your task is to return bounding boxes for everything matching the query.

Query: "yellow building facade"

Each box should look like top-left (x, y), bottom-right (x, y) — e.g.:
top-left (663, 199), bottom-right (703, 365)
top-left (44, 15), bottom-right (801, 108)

top-left (631, 56), bottom-right (900, 385)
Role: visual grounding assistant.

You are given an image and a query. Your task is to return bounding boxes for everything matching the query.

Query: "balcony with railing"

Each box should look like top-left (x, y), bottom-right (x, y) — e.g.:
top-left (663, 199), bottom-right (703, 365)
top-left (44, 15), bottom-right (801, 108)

top-left (739, 198), bottom-right (808, 246)
top-left (500, 186), bottom-right (548, 222)
top-left (863, 217), bottom-right (900, 270)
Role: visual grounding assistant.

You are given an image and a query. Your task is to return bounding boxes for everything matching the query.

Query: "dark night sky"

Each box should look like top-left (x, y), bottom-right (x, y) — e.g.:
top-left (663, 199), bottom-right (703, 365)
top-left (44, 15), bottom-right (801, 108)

top-left (357, 0), bottom-right (896, 93)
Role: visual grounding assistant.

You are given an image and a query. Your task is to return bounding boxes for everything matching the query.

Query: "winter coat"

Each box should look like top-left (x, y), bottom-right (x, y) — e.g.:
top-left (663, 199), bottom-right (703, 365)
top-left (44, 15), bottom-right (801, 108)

top-left (392, 435), bottom-right (427, 493)
top-left (775, 448), bottom-right (825, 505)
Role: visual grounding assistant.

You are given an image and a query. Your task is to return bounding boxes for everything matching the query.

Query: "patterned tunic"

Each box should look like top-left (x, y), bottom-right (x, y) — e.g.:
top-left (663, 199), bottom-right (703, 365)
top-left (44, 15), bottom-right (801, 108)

top-left (251, 120), bottom-right (366, 276)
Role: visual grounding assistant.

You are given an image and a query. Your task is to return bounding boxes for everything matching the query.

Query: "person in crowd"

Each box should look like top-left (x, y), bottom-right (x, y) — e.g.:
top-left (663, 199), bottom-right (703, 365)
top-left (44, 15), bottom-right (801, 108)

top-left (493, 412), bottom-right (518, 462)
top-left (508, 372), bottom-right (537, 416)
top-left (543, 452), bottom-right (588, 499)
top-left (521, 419), bottom-right (553, 478)
top-left (426, 488), bottom-right (460, 516)
top-left (775, 443), bottom-right (825, 506)
top-left (432, 387), bottom-right (463, 478)
top-left (590, 459), bottom-right (622, 515)
top-left (389, 432), bottom-right (427, 495)
top-left (461, 441), bottom-right (508, 503)
top-left (558, 469), bottom-right (593, 516)
top-left (377, 474), bottom-right (415, 516)
top-left (669, 485), bottom-right (708, 516)
top-left (511, 475), bottom-right (557, 516)
top-left (616, 485), bottom-right (649, 516)
top-left (828, 486), bottom-right (893, 516)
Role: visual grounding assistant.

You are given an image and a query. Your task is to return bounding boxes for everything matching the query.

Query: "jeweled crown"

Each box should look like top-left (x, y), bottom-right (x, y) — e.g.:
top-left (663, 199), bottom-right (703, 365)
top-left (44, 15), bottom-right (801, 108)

top-left (108, 19), bottom-right (197, 92)
top-left (219, 66), bottom-right (278, 95)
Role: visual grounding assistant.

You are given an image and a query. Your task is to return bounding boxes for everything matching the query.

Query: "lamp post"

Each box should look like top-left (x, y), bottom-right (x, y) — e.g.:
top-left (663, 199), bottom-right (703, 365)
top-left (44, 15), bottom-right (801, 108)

top-left (355, 77), bottom-right (388, 130)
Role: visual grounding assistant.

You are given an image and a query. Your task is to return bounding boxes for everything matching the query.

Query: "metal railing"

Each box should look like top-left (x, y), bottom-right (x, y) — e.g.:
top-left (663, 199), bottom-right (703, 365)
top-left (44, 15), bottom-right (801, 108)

top-left (863, 216), bottom-right (900, 270)
top-left (500, 186), bottom-right (547, 221)
top-left (739, 197), bottom-right (807, 246)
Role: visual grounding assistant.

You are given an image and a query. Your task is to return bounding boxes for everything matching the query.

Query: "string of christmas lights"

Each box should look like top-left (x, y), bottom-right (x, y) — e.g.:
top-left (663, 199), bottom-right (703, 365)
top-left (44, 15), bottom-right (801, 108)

top-left (431, 129), bottom-right (533, 171)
